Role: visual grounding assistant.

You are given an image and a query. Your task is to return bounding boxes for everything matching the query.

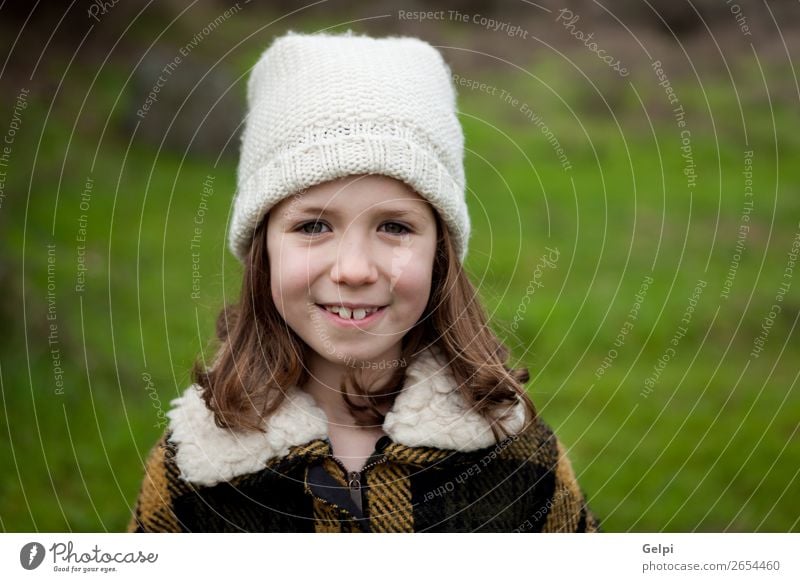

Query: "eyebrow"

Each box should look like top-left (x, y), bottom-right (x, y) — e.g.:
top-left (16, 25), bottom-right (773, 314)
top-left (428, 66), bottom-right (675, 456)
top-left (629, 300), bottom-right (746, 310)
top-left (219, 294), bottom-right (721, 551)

top-left (287, 205), bottom-right (427, 220)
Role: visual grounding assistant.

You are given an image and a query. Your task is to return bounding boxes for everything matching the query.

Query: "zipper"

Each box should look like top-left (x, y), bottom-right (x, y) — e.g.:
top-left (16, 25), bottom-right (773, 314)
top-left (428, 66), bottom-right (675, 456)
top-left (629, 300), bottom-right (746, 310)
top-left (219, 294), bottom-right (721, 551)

top-left (319, 437), bottom-right (390, 530)
top-left (323, 435), bottom-right (390, 494)
top-left (328, 455), bottom-right (386, 531)
top-left (347, 470), bottom-right (361, 491)
top-left (327, 454), bottom-right (387, 495)
top-left (326, 453), bottom-right (387, 527)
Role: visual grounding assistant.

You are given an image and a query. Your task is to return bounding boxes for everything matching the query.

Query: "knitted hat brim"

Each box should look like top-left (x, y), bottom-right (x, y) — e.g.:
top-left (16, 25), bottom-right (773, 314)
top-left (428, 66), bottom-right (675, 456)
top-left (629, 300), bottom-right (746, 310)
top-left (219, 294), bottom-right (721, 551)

top-left (229, 134), bottom-right (470, 263)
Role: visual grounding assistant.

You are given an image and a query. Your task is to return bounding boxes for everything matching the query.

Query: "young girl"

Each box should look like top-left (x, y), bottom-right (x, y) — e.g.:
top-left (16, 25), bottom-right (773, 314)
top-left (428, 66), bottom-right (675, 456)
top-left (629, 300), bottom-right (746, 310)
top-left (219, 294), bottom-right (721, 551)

top-left (128, 30), bottom-right (600, 533)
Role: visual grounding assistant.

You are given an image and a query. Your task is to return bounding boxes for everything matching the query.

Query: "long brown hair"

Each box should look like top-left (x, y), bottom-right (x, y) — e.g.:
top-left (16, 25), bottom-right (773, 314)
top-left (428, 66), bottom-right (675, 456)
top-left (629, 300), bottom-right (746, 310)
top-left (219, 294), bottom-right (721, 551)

top-left (193, 205), bottom-right (537, 443)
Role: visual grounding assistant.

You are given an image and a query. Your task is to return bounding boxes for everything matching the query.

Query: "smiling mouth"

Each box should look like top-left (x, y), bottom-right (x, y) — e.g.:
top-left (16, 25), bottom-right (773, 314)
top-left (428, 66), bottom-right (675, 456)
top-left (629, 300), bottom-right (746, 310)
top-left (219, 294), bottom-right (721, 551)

top-left (316, 304), bottom-right (386, 321)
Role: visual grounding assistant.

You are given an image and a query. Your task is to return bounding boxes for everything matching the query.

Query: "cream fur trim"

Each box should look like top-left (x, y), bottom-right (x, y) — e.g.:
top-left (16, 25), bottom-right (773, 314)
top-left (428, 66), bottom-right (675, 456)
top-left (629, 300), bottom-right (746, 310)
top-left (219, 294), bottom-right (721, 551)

top-left (166, 346), bottom-right (526, 486)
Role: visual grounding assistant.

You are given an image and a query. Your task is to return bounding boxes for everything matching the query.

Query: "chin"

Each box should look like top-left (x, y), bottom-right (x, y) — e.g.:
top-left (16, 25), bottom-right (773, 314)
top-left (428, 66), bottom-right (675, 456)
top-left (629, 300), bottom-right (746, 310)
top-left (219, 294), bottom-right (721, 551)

top-left (312, 343), bottom-right (393, 367)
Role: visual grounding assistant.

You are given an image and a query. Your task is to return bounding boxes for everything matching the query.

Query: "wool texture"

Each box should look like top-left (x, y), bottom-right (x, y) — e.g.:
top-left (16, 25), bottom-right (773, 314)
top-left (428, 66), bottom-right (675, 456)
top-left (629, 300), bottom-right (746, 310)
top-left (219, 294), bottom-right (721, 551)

top-left (228, 30), bottom-right (470, 263)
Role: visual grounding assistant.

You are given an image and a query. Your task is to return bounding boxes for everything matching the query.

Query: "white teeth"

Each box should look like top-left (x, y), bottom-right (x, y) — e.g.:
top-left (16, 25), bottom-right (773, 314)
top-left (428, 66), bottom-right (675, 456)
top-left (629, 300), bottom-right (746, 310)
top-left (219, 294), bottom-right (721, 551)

top-left (322, 305), bottom-right (379, 320)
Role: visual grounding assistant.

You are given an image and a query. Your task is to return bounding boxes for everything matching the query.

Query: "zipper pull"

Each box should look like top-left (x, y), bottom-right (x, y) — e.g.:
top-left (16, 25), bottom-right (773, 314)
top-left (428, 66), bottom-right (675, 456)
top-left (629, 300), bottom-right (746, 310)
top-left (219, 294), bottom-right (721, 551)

top-left (347, 471), bottom-right (361, 491)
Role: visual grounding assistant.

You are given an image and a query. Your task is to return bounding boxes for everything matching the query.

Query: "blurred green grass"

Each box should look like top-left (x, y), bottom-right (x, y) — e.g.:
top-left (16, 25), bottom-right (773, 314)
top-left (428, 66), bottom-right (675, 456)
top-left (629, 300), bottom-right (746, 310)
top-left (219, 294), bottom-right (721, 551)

top-left (1, 44), bottom-right (798, 532)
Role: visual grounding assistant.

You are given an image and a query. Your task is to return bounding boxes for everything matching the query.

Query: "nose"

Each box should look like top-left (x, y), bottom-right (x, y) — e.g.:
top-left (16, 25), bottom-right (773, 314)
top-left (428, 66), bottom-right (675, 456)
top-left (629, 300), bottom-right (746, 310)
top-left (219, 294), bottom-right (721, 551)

top-left (330, 236), bottom-right (379, 286)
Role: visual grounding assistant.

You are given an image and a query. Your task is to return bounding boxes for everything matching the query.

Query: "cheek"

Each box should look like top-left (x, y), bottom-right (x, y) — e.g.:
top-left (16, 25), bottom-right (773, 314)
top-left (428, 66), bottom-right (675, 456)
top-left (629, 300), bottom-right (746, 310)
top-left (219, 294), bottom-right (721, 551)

top-left (388, 236), bottom-right (436, 298)
top-left (271, 260), bottom-right (312, 306)
top-left (390, 256), bottom-right (434, 305)
top-left (267, 241), bottom-right (314, 311)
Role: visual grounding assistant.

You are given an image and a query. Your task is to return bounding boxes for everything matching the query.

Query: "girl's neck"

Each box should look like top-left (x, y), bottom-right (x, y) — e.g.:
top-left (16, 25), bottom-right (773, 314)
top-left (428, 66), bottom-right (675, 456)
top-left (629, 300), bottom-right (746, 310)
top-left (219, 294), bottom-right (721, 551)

top-left (302, 348), bottom-right (399, 428)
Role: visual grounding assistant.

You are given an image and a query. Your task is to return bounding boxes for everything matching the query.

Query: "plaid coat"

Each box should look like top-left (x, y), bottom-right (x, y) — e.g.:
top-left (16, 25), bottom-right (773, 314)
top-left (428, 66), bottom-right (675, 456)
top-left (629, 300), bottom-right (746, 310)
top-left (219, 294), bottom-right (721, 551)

top-left (127, 347), bottom-right (601, 533)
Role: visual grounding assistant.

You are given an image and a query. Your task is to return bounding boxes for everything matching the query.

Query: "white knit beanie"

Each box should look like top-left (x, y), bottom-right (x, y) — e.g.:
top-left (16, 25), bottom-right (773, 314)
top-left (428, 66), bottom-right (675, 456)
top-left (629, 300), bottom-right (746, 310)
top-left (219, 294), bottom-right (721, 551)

top-left (229, 30), bottom-right (470, 263)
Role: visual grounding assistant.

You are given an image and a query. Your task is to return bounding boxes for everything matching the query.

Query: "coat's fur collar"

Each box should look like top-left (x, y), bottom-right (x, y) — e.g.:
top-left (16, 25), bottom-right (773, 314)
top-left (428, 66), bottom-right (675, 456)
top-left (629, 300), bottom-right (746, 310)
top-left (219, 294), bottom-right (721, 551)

top-left (166, 346), bottom-right (527, 486)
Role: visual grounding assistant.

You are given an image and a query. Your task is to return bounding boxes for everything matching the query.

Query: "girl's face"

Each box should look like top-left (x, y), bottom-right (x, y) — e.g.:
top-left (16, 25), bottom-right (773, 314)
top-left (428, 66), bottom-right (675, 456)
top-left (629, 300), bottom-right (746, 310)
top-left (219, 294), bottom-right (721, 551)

top-left (266, 174), bottom-right (438, 365)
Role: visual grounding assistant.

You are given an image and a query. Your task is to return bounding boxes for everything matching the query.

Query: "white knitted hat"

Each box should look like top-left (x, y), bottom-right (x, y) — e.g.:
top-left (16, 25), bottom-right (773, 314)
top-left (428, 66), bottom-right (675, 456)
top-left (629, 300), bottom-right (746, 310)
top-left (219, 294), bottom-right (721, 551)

top-left (229, 30), bottom-right (470, 263)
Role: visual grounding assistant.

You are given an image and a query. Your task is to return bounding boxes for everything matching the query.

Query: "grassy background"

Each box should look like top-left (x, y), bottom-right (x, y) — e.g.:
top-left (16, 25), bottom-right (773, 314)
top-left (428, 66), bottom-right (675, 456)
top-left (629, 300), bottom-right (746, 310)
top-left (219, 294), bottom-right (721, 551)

top-left (0, 2), bottom-right (798, 532)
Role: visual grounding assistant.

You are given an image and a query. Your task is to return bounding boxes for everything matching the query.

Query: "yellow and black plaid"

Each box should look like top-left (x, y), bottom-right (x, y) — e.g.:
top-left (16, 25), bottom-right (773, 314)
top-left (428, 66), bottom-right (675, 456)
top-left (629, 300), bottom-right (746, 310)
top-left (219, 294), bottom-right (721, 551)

top-left (128, 414), bottom-right (601, 533)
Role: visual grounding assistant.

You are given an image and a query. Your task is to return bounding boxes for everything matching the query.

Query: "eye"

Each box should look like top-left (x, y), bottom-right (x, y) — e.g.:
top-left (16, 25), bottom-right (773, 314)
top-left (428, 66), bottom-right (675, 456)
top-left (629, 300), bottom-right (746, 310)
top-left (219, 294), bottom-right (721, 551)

top-left (297, 220), bottom-right (331, 235)
top-left (296, 221), bottom-right (411, 236)
top-left (381, 222), bottom-right (412, 235)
